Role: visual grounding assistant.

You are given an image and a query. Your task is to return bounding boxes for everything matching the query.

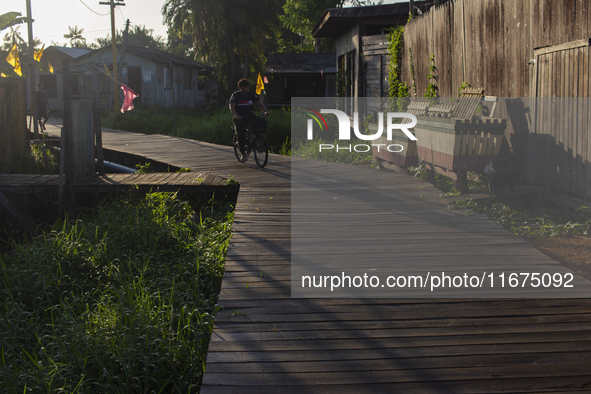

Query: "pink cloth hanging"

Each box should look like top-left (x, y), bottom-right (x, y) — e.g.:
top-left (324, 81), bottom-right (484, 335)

top-left (120, 84), bottom-right (139, 113)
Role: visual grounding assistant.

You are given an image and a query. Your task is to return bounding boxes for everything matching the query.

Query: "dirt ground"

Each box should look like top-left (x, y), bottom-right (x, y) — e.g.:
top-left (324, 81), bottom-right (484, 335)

top-left (526, 235), bottom-right (591, 281)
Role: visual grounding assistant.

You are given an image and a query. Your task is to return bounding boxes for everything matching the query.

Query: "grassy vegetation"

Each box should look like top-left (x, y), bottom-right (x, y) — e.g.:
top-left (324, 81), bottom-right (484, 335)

top-left (0, 192), bottom-right (233, 392)
top-left (408, 161), bottom-right (591, 238)
top-left (451, 194), bottom-right (591, 238)
top-left (408, 160), bottom-right (488, 197)
top-left (1, 138), bottom-right (59, 174)
top-left (101, 104), bottom-right (291, 154)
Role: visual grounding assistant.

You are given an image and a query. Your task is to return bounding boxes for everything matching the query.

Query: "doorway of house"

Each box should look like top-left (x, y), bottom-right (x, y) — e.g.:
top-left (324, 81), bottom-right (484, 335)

top-left (127, 67), bottom-right (142, 103)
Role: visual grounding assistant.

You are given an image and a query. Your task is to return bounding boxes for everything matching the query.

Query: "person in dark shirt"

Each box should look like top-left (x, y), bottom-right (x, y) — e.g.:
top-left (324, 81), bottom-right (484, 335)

top-left (229, 78), bottom-right (269, 162)
top-left (36, 82), bottom-right (49, 131)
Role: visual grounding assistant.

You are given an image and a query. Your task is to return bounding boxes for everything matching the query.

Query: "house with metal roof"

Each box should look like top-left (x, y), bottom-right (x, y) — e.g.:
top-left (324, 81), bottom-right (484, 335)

top-left (312, 2), bottom-right (433, 99)
top-left (263, 53), bottom-right (336, 107)
top-left (28, 46), bottom-right (91, 113)
top-left (73, 45), bottom-right (216, 109)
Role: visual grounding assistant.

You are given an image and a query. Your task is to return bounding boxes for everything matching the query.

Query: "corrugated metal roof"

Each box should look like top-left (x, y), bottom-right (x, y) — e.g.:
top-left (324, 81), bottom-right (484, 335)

top-left (265, 53), bottom-right (336, 74)
top-left (124, 46), bottom-right (209, 69)
top-left (313, 1), bottom-right (432, 38)
top-left (76, 45), bottom-right (210, 69)
top-left (48, 46), bottom-right (91, 58)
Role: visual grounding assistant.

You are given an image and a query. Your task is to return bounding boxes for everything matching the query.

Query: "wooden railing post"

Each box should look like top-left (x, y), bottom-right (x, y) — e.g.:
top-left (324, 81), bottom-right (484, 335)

top-left (92, 66), bottom-right (105, 174)
top-left (62, 58), bottom-right (76, 214)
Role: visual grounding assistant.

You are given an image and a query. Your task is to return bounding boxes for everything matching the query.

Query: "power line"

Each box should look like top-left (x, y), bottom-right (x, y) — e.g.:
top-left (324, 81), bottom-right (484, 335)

top-left (79, 0), bottom-right (110, 16)
top-left (118, 6), bottom-right (125, 23)
top-left (37, 28), bottom-right (111, 39)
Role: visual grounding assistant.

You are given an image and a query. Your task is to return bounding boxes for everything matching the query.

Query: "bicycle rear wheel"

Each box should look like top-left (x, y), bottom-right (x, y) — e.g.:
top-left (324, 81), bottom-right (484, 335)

top-left (253, 134), bottom-right (268, 168)
top-left (232, 132), bottom-right (241, 162)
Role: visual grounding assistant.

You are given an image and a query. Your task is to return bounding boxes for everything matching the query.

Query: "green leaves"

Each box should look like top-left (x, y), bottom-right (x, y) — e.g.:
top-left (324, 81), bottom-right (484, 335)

top-left (0, 192), bottom-right (234, 391)
top-left (0, 12), bottom-right (26, 32)
top-left (450, 195), bottom-right (591, 238)
top-left (388, 26), bottom-right (410, 110)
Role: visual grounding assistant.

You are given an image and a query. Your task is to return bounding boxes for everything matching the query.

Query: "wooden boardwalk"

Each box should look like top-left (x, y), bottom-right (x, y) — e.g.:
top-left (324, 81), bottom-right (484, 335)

top-left (42, 120), bottom-right (591, 393)
top-left (0, 172), bottom-right (229, 194)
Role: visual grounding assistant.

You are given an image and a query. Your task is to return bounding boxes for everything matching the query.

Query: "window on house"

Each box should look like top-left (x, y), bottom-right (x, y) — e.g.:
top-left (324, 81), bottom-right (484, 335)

top-left (165, 66), bottom-right (172, 89)
top-left (183, 68), bottom-right (191, 90)
top-left (39, 74), bottom-right (57, 98)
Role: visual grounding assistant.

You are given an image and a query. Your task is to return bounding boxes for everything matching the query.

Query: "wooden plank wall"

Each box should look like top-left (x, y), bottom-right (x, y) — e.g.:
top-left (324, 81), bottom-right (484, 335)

top-left (362, 35), bottom-right (390, 101)
top-left (0, 79), bottom-right (26, 173)
top-left (71, 101), bottom-right (95, 180)
top-left (399, 0), bottom-right (591, 198)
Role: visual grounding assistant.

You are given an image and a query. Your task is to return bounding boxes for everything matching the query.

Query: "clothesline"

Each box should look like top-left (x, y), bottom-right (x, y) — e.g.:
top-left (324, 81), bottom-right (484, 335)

top-left (90, 63), bottom-right (125, 86)
top-left (90, 63), bottom-right (138, 113)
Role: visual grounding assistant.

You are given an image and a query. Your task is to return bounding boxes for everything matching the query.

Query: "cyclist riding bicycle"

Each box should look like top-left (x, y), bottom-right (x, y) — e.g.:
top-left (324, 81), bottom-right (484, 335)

top-left (229, 78), bottom-right (269, 163)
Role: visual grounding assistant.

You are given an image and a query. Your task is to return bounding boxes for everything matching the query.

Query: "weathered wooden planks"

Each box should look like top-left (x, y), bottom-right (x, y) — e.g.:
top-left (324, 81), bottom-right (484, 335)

top-left (38, 123), bottom-right (591, 392)
top-left (0, 172), bottom-right (230, 194)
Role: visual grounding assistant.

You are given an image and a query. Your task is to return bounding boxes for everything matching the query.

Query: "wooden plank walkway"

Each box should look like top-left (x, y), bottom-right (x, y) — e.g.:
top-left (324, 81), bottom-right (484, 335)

top-left (0, 172), bottom-right (229, 194)
top-left (41, 119), bottom-right (591, 393)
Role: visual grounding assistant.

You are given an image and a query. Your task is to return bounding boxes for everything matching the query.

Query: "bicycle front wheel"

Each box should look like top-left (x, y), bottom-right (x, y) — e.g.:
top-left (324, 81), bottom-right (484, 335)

top-left (253, 134), bottom-right (268, 168)
top-left (232, 132), bottom-right (241, 162)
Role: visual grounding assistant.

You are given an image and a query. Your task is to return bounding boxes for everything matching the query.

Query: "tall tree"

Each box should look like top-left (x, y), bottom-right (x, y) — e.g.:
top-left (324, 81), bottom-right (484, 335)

top-left (2, 25), bottom-right (26, 51)
top-left (127, 25), bottom-right (166, 50)
top-left (64, 25), bottom-right (88, 48)
top-left (280, 0), bottom-right (383, 52)
top-left (162, 0), bottom-right (282, 99)
top-left (95, 24), bottom-right (166, 50)
top-left (280, 0), bottom-right (343, 52)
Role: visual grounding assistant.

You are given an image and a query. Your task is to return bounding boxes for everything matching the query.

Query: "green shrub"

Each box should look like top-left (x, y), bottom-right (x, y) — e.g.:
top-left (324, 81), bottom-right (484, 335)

top-left (101, 105), bottom-right (292, 154)
top-left (450, 193), bottom-right (591, 237)
top-left (0, 192), bottom-right (233, 392)
top-left (2, 139), bottom-right (59, 174)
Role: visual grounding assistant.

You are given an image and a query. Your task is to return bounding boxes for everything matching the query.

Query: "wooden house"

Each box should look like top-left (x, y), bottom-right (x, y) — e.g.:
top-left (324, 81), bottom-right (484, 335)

top-left (312, 2), bottom-right (432, 99)
top-left (74, 45), bottom-right (216, 109)
top-left (28, 46), bottom-right (91, 113)
top-left (263, 53), bottom-right (336, 107)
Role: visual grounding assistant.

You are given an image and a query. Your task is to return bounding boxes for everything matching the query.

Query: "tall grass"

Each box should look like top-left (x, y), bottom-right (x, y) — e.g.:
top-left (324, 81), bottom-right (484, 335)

top-left (450, 193), bottom-right (591, 237)
top-left (101, 105), bottom-right (291, 154)
top-left (0, 192), bottom-right (233, 392)
top-left (1, 138), bottom-right (59, 174)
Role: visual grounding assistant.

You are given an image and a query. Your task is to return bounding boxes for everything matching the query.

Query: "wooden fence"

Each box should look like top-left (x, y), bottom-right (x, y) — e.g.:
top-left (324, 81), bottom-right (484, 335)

top-left (398, 0), bottom-right (591, 199)
top-left (0, 78), bottom-right (26, 173)
top-left (71, 100), bottom-right (95, 180)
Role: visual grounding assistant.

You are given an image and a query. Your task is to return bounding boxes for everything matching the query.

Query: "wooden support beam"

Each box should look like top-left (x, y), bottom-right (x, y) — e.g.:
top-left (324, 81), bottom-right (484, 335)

top-left (533, 38), bottom-right (591, 57)
top-left (62, 58), bottom-right (76, 214)
top-left (92, 66), bottom-right (105, 174)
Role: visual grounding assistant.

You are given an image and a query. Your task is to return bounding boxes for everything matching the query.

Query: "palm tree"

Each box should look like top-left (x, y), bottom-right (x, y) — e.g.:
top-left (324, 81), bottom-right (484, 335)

top-left (64, 25), bottom-right (87, 48)
top-left (2, 25), bottom-right (26, 51)
top-left (162, 0), bottom-right (281, 97)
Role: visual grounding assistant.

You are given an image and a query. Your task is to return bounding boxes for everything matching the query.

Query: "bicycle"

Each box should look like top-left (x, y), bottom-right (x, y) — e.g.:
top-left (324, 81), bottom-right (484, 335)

top-left (233, 114), bottom-right (268, 168)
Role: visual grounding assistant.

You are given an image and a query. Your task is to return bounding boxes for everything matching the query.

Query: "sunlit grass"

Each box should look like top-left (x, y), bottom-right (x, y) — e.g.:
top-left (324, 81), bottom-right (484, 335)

top-left (0, 192), bottom-right (233, 392)
top-left (101, 104), bottom-right (291, 154)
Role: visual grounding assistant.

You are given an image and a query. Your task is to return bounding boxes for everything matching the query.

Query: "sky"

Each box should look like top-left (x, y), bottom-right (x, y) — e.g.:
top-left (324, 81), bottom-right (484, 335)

top-left (2, 0), bottom-right (171, 47)
top-left (2, 0), bottom-right (404, 48)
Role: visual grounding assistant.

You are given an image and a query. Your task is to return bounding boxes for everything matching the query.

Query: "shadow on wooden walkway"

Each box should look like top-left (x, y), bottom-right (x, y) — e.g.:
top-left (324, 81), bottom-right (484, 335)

top-left (43, 118), bottom-right (591, 393)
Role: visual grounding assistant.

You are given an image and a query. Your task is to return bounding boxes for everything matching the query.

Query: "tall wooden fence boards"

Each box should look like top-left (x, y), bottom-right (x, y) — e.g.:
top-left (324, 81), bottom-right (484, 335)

top-left (363, 35), bottom-right (390, 99)
top-left (395, 0), bottom-right (591, 198)
top-left (71, 100), bottom-right (95, 180)
top-left (0, 79), bottom-right (26, 172)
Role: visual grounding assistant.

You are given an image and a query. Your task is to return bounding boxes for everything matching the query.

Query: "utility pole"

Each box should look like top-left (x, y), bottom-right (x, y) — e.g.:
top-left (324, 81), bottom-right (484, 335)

top-left (410, 0), bottom-right (416, 17)
top-left (117, 19), bottom-right (130, 81)
top-left (99, 0), bottom-right (125, 110)
top-left (26, 0), bottom-right (38, 139)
